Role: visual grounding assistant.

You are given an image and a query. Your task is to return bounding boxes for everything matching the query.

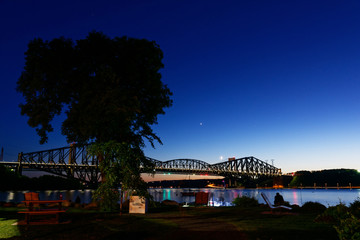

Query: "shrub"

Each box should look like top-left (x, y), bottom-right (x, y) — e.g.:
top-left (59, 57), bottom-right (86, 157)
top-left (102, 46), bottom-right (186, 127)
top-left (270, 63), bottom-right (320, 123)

top-left (334, 215), bottom-right (360, 240)
top-left (315, 199), bottom-right (360, 240)
top-left (301, 201), bottom-right (326, 213)
top-left (350, 198), bottom-right (360, 218)
top-left (315, 203), bottom-right (350, 224)
top-left (290, 204), bottom-right (301, 212)
top-left (232, 195), bottom-right (259, 207)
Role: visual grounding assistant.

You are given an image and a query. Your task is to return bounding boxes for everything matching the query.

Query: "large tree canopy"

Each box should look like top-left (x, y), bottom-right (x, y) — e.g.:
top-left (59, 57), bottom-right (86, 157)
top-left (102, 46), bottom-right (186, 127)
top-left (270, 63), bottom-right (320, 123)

top-left (17, 31), bottom-right (172, 146)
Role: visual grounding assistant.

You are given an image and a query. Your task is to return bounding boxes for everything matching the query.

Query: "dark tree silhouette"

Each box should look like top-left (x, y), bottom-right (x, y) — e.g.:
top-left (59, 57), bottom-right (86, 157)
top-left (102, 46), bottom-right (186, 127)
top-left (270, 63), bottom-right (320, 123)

top-left (17, 31), bottom-right (172, 146)
top-left (289, 169), bottom-right (360, 187)
top-left (17, 32), bottom-right (172, 210)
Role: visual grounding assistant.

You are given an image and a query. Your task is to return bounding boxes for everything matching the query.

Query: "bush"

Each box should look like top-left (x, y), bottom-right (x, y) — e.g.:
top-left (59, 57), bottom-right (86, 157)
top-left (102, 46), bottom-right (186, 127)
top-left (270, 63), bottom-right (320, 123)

top-left (315, 203), bottom-right (350, 224)
top-left (350, 198), bottom-right (360, 218)
top-left (290, 204), bottom-right (301, 212)
top-left (232, 195), bottom-right (259, 207)
top-left (301, 201), bottom-right (326, 213)
top-left (334, 215), bottom-right (360, 240)
top-left (315, 199), bottom-right (360, 240)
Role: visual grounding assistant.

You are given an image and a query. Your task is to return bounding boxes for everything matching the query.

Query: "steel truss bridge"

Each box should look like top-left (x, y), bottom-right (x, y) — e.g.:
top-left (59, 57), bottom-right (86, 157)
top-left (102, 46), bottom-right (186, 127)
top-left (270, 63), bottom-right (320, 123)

top-left (1, 145), bottom-right (281, 186)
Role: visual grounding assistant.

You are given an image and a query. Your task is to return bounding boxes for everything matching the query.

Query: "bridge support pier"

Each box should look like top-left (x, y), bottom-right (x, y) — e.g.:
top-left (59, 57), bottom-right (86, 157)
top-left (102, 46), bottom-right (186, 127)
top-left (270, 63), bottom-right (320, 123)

top-left (68, 144), bottom-right (76, 177)
top-left (17, 153), bottom-right (23, 175)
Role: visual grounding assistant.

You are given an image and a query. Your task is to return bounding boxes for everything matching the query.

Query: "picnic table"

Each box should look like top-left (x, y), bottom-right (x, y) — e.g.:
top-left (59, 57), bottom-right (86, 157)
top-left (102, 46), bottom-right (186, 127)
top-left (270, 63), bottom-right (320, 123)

top-left (18, 193), bottom-right (67, 224)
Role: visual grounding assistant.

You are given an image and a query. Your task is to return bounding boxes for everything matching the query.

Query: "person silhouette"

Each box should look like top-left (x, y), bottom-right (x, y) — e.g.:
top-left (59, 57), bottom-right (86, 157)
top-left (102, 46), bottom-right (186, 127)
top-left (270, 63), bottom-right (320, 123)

top-left (274, 192), bottom-right (284, 205)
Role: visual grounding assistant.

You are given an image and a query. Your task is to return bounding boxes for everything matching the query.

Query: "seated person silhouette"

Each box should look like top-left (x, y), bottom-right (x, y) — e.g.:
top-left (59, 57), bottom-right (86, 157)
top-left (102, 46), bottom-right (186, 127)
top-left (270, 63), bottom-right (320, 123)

top-left (274, 192), bottom-right (285, 206)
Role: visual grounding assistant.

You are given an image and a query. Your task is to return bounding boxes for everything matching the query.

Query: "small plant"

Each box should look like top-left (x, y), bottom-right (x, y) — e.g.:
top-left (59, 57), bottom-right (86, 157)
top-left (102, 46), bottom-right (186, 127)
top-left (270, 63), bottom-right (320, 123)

top-left (232, 195), bottom-right (259, 207)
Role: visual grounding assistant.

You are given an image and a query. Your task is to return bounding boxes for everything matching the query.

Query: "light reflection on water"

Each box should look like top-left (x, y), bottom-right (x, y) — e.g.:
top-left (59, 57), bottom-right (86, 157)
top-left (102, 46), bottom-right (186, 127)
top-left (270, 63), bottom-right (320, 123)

top-left (0, 189), bottom-right (95, 204)
top-left (1, 188), bottom-right (359, 207)
top-left (148, 188), bottom-right (360, 207)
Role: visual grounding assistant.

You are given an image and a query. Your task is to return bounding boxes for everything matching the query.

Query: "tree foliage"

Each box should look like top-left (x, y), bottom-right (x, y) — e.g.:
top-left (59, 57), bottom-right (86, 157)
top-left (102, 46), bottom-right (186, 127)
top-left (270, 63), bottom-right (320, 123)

top-left (17, 31), bottom-right (172, 146)
top-left (17, 32), bottom-right (172, 211)
top-left (289, 169), bottom-right (360, 187)
top-left (88, 141), bottom-right (152, 211)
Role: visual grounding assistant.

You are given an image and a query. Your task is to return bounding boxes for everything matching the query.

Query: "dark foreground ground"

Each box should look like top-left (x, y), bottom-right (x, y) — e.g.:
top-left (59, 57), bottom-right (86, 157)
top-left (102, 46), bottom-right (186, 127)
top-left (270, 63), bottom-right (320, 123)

top-left (1, 205), bottom-right (338, 240)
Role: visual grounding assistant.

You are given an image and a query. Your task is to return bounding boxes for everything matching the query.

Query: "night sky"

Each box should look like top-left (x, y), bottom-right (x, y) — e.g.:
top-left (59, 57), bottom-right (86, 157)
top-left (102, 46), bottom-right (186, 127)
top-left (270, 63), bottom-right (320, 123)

top-left (1, 0), bottom-right (360, 174)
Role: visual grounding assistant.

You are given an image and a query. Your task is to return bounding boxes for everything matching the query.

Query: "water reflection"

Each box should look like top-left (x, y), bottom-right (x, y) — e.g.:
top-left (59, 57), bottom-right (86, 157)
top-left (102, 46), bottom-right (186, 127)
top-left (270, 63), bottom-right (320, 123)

top-left (162, 189), bottom-right (172, 201)
top-left (0, 189), bottom-right (95, 204)
top-left (149, 188), bottom-right (360, 207)
top-left (1, 188), bottom-right (359, 207)
top-left (292, 191), bottom-right (299, 206)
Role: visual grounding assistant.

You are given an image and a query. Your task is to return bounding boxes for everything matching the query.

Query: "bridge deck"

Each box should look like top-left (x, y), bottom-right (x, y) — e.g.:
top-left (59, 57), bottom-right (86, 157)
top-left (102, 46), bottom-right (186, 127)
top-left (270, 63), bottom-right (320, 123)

top-left (0, 145), bottom-right (281, 185)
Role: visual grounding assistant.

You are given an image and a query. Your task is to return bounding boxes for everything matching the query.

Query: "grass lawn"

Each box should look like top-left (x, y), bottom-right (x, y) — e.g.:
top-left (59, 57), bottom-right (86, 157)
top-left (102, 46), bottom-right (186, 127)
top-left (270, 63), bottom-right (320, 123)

top-left (190, 207), bottom-right (337, 240)
top-left (0, 218), bottom-right (21, 239)
top-left (0, 205), bottom-right (338, 240)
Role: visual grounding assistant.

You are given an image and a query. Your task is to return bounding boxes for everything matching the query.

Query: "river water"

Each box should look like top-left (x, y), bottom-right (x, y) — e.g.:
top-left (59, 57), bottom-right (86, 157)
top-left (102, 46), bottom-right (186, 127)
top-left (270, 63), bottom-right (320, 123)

top-left (149, 188), bottom-right (360, 207)
top-left (2, 188), bottom-right (360, 207)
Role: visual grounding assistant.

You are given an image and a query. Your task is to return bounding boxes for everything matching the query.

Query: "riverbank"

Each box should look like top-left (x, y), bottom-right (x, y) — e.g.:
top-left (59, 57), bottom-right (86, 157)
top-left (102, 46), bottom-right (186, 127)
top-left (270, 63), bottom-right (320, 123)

top-left (1, 205), bottom-right (337, 240)
top-left (2, 188), bottom-right (360, 208)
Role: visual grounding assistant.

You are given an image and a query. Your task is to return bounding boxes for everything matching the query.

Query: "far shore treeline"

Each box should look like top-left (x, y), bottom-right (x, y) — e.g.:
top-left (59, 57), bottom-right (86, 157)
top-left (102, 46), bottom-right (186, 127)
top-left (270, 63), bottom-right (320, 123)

top-left (1, 164), bottom-right (360, 191)
top-left (289, 169), bottom-right (360, 187)
top-left (0, 165), bottom-right (81, 191)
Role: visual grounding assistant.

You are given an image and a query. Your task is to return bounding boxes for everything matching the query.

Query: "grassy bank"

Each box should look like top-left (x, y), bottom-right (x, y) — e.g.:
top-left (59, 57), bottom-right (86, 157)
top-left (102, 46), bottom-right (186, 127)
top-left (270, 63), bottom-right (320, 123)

top-left (0, 205), bottom-right (338, 240)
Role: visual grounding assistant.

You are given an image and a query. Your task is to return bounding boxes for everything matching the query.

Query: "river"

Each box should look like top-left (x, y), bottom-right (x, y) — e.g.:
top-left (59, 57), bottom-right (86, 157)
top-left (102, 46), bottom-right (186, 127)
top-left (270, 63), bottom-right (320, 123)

top-left (149, 188), bottom-right (360, 207)
top-left (1, 188), bottom-right (359, 207)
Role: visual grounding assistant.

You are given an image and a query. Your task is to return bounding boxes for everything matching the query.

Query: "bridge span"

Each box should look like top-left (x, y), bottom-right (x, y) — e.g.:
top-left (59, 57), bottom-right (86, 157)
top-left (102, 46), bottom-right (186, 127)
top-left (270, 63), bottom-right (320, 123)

top-left (1, 145), bottom-right (281, 186)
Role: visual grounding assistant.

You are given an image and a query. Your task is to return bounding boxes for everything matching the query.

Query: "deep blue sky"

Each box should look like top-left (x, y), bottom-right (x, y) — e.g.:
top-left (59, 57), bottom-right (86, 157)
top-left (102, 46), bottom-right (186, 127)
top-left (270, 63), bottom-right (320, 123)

top-left (1, 0), bottom-right (360, 173)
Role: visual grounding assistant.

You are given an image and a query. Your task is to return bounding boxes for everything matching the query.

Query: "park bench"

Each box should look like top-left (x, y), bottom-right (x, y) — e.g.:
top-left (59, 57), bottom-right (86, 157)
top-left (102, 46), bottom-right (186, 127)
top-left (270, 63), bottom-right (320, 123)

top-left (18, 192), bottom-right (67, 224)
